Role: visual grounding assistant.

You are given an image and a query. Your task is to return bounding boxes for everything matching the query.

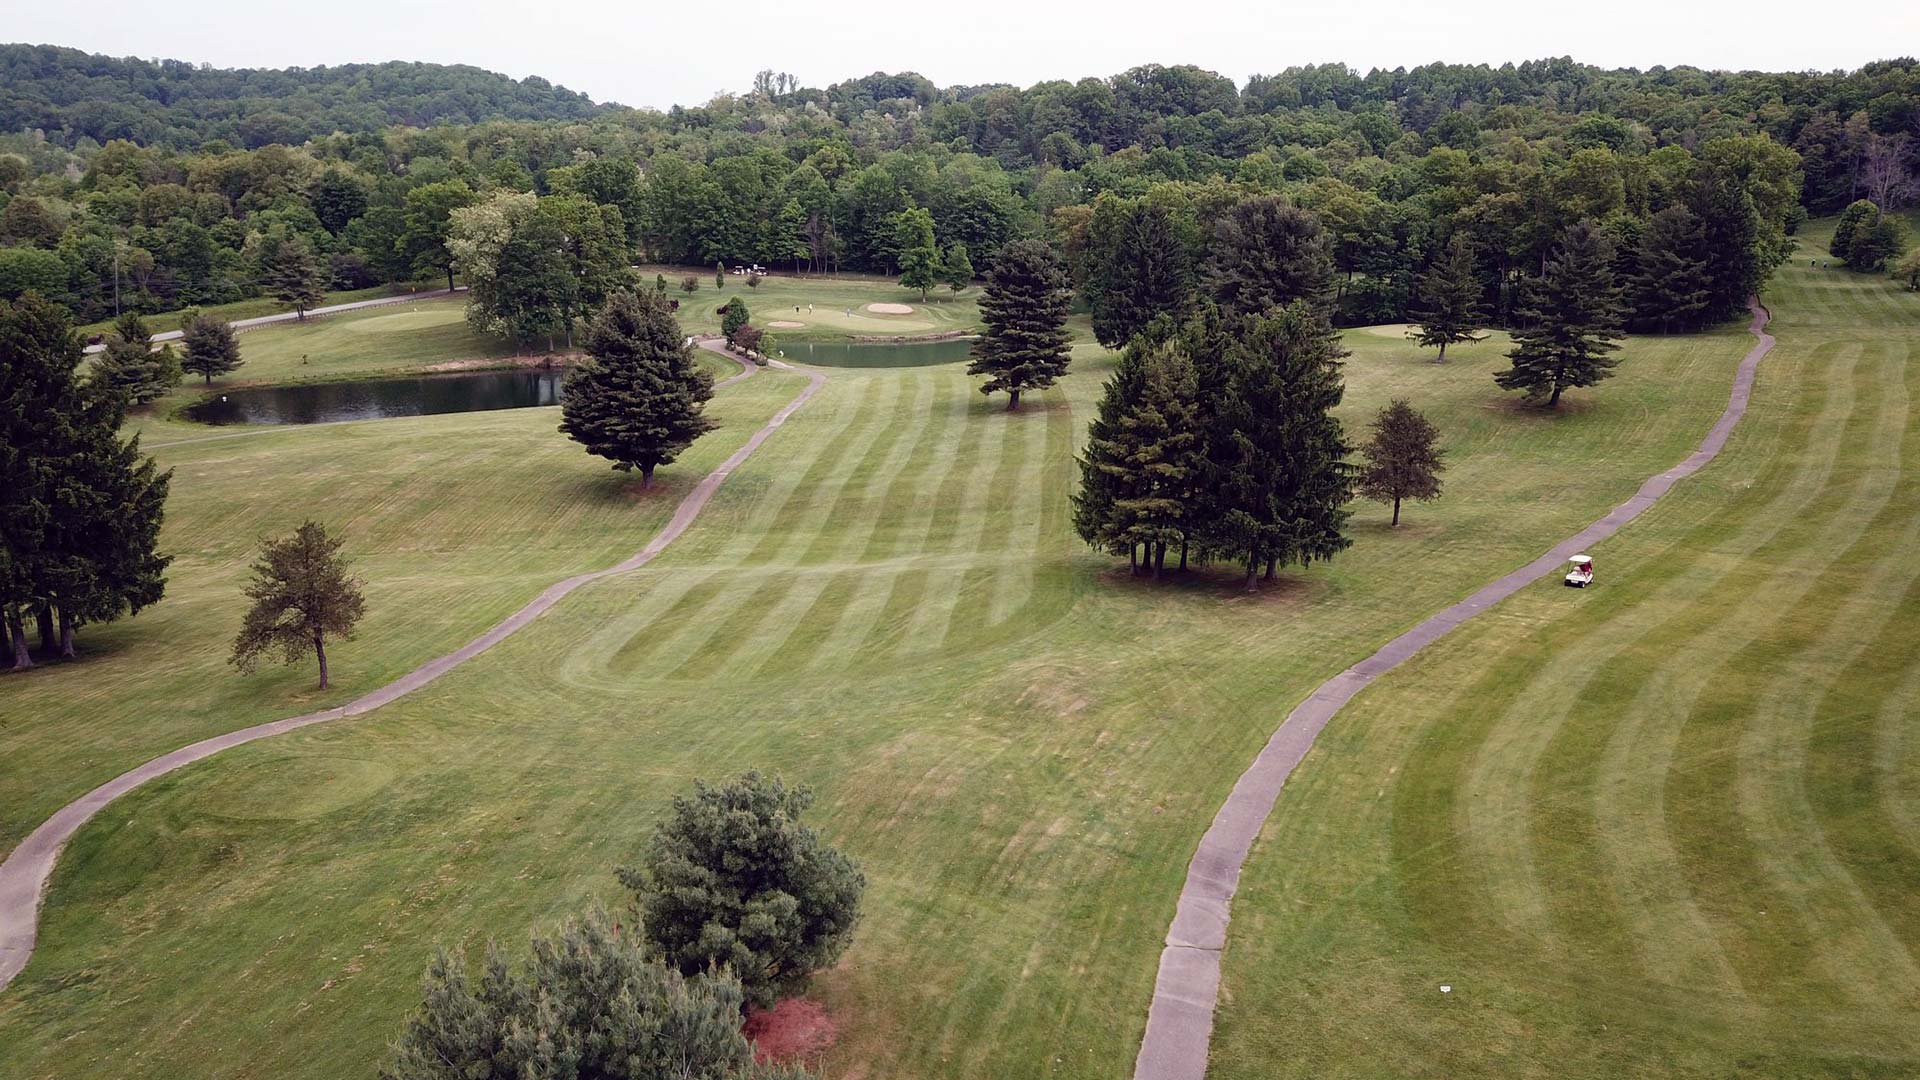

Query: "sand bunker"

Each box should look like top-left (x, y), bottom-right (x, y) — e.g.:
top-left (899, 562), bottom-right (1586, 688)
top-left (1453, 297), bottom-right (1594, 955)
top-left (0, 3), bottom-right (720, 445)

top-left (865, 302), bottom-right (915, 315)
top-left (768, 320), bottom-right (805, 328)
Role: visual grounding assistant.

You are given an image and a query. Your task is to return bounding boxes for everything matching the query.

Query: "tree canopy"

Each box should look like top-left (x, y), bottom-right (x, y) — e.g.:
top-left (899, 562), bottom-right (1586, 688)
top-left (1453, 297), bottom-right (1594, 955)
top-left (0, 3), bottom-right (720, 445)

top-left (558, 290), bottom-right (718, 484)
top-left (968, 238), bottom-right (1073, 410)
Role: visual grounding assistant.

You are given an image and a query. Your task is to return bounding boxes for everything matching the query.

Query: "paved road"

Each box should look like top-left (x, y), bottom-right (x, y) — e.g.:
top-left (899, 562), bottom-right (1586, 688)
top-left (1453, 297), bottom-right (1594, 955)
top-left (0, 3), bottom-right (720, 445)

top-left (0, 341), bottom-right (820, 989)
top-left (80, 287), bottom-right (465, 353)
top-left (1132, 298), bottom-right (1779, 1080)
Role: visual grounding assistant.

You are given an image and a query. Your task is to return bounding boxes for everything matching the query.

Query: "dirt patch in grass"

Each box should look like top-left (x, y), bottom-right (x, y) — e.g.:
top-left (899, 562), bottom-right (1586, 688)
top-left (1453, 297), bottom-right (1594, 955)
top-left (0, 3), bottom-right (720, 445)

top-left (744, 998), bottom-right (837, 1064)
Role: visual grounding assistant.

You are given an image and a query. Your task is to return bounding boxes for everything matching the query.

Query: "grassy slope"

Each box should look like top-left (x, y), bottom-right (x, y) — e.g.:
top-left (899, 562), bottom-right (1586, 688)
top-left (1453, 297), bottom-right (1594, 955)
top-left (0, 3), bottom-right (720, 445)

top-left (641, 266), bottom-right (981, 341)
top-left (74, 284), bottom-right (428, 338)
top-left (1209, 227), bottom-right (1920, 1077)
top-left (0, 303), bottom-right (1750, 1077)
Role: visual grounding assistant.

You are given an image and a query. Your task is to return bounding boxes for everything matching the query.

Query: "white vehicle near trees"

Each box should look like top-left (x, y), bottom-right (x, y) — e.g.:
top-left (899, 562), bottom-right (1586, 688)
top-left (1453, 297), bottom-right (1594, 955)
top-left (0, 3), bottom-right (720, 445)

top-left (1564, 554), bottom-right (1594, 588)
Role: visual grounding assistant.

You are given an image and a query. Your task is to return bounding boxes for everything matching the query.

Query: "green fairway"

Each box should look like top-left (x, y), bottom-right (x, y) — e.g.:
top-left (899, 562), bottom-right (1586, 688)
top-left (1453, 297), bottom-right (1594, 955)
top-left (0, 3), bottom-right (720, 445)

top-left (1207, 229), bottom-right (1920, 1077)
top-left (0, 289), bottom-right (1759, 1078)
top-left (74, 284), bottom-right (432, 338)
top-left (641, 266), bottom-right (981, 342)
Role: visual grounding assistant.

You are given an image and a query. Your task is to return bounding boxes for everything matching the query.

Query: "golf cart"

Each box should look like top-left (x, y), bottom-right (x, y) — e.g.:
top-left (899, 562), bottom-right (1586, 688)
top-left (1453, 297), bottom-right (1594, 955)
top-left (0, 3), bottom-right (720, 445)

top-left (1563, 555), bottom-right (1594, 588)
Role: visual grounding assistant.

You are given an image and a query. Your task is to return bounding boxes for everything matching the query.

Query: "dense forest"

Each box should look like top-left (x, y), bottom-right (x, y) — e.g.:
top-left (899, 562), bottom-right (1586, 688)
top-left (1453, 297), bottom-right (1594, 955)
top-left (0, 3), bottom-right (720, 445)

top-left (1, 47), bottom-right (1916, 330)
top-left (0, 44), bottom-right (606, 149)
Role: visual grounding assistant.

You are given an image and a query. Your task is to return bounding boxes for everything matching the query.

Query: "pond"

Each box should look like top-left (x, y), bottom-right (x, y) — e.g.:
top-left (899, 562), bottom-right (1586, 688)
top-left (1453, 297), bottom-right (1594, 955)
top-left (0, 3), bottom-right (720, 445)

top-left (182, 369), bottom-right (565, 425)
top-left (179, 339), bottom-right (975, 425)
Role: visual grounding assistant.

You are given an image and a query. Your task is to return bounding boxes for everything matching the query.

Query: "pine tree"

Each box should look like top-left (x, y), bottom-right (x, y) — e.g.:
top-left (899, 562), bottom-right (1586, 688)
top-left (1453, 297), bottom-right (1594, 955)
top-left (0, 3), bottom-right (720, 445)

top-left (620, 772), bottom-right (864, 1010)
top-left (1205, 195), bottom-right (1333, 320)
top-left (1073, 344), bottom-right (1150, 569)
top-left (180, 311), bottom-right (243, 384)
top-left (90, 311), bottom-right (181, 404)
top-left (383, 911), bottom-right (808, 1080)
top-left (1692, 170), bottom-right (1763, 322)
top-left (1356, 400), bottom-right (1444, 526)
top-left (1627, 205), bottom-right (1715, 332)
top-left (46, 410), bottom-right (173, 656)
top-left (258, 230), bottom-right (327, 318)
top-left (1408, 234), bottom-right (1487, 361)
top-left (1091, 202), bottom-right (1193, 348)
top-left (968, 238), bottom-right (1073, 410)
top-left (558, 290), bottom-right (718, 485)
top-left (1091, 342), bottom-right (1205, 578)
top-left (941, 241), bottom-right (974, 293)
top-left (1201, 302), bottom-right (1352, 589)
top-left (893, 208), bottom-right (940, 300)
top-left (1496, 222), bottom-right (1624, 408)
top-left (229, 521), bottom-right (365, 690)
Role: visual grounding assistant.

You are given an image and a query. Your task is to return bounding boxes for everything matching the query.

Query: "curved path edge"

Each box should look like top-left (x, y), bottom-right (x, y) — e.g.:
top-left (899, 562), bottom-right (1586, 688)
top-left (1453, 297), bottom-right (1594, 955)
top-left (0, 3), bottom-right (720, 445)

top-left (1133, 298), bottom-right (1777, 1080)
top-left (0, 342), bottom-right (818, 988)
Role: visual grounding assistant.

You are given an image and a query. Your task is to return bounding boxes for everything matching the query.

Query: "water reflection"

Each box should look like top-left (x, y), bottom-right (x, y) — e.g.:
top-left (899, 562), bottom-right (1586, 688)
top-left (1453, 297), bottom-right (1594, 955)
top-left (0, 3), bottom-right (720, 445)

top-left (183, 369), bottom-right (566, 425)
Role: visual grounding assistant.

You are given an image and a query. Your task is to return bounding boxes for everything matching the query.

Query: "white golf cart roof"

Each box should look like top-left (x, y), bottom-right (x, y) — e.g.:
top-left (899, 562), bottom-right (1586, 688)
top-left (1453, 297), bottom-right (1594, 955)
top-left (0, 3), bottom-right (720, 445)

top-left (1569, 554), bottom-right (1592, 564)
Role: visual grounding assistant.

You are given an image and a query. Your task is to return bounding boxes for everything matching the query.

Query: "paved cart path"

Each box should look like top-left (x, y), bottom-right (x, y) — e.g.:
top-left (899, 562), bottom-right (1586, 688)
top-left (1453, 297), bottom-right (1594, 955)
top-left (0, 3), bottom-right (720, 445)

top-left (0, 343), bottom-right (817, 989)
top-left (80, 288), bottom-right (466, 353)
top-left (1133, 298), bottom-right (1778, 1080)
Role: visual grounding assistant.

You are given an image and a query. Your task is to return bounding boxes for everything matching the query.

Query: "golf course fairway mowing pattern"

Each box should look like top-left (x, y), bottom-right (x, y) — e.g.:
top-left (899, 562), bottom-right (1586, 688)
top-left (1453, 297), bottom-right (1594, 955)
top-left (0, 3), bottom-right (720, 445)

top-left (0, 349), bottom-right (815, 988)
top-left (0, 314), bottom-right (1768, 1079)
top-left (1206, 256), bottom-right (1920, 1076)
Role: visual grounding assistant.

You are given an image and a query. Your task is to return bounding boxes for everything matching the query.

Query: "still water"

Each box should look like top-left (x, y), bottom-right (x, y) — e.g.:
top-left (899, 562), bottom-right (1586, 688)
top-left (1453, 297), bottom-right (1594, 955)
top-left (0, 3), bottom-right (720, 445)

top-left (181, 339), bottom-right (973, 425)
top-left (182, 369), bottom-right (565, 425)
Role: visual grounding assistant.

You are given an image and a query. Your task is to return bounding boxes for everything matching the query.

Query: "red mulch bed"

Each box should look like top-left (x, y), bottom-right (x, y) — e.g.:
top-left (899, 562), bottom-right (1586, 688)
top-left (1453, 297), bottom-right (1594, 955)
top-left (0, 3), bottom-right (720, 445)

top-left (743, 998), bottom-right (838, 1065)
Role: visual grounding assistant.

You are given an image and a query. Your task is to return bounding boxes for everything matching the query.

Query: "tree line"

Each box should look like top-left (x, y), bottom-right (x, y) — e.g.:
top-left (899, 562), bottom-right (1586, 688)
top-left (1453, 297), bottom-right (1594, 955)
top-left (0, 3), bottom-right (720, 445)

top-left (2, 53), bottom-right (1915, 331)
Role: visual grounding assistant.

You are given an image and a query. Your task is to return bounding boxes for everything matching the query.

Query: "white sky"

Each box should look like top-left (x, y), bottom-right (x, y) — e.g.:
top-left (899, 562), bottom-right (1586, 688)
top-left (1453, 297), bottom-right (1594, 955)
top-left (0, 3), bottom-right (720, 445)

top-left (7, 0), bottom-right (1918, 109)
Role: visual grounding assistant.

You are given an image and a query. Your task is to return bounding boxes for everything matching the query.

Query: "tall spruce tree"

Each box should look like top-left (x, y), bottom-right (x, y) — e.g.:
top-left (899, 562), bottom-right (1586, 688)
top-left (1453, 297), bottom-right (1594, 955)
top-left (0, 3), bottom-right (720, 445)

top-left (1356, 400), bottom-right (1445, 526)
top-left (2, 294), bottom-right (172, 667)
top-left (1627, 205), bottom-right (1715, 332)
top-left (1091, 202), bottom-right (1192, 348)
top-left (180, 311), bottom-right (242, 384)
top-left (1408, 234), bottom-right (1487, 361)
top-left (1691, 170), bottom-right (1764, 321)
top-left (559, 290), bottom-right (718, 485)
top-left (1201, 302), bottom-right (1353, 589)
top-left (1496, 221), bottom-right (1624, 407)
top-left (1206, 195), bottom-right (1334, 320)
top-left (968, 238), bottom-right (1073, 410)
top-left (1076, 340), bottom-right (1205, 577)
top-left (90, 311), bottom-right (181, 404)
top-left (258, 229), bottom-right (326, 318)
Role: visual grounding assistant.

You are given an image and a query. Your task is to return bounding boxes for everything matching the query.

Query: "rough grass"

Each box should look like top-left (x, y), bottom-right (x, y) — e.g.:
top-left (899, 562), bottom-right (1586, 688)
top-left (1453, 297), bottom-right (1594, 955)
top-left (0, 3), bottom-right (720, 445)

top-left (1208, 224), bottom-right (1920, 1077)
top-left (73, 284), bottom-right (428, 338)
top-left (1, 290), bottom-right (1757, 1078)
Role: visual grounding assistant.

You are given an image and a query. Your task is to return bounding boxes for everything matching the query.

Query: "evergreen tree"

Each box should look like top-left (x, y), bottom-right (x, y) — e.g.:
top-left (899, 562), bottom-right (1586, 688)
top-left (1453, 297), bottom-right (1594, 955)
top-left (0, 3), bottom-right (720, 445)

top-left (967, 238), bottom-right (1073, 410)
top-left (1200, 302), bottom-right (1353, 589)
top-left (1408, 234), bottom-right (1487, 361)
top-left (1627, 205), bottom-right (1715, 332)
top-left (1496, 222), bottom-right (1624, 407)
top-left (1091, 202), bottom-right (1193, 348)
top-left (941, 241), bottom-right (975, 293)
top-left (384, 911), bottom-right (812, 1080)
top-left (1830, 199), bottom-right (1878, 259)
top-left (1073, 344), bottom-right (1150, 569)
top-left (230, 520), bottom-right (364, 690)
top-left (257, 229), bottom-right (326, 318)
top-left (1081, 341), bottom-right (1205, 577)
top-left (1205, 195), bottom-right (1333, 320)
top-left (1692, 169), bottom-right (1764, 321)
top-left (716, 261), bottom-right (726, 289)
top-left (558, 290), bottom-right (718, 486)
top-left (1356, 400), bottom-right (1445, 526)
top-left (620, 772), bottom-right (865, 1010)
top-left (893, 208), bottom-right (940, 300)
top-left (179, 311), bottom-right (242, 384)
top-left (90, 311), bottom-right (181, 404)
top-left (0, 294), bottom-right (170, 668)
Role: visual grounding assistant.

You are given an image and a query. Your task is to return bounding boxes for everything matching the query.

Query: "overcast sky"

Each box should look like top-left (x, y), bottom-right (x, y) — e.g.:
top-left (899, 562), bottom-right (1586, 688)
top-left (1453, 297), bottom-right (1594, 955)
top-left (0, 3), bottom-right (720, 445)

top-left (10, 0), bottom-right (1919, 109)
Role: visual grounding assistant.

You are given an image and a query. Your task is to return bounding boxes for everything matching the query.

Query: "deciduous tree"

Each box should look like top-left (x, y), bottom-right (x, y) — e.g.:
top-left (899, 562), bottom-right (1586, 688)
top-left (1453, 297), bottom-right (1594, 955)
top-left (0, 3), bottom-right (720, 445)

top-left (558, 290), bottom-right (717, 486)
top-left (967, 238), bottom-right (1072, 410)
top-left (941, 241), bottom-right (975, 293)
top-left (621, 772), bottom-right (864, 1009)
top-left (1356, 399), bottom-right (1444, 526)
top-left (893, 207), bottom-right (940, 300)
top-left (230, 520), bottom-right (365, 690)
